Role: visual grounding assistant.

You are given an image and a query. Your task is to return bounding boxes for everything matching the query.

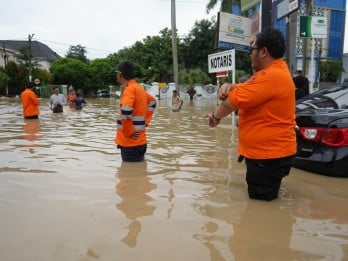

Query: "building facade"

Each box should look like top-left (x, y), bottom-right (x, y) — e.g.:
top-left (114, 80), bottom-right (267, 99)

top-left (232, 0), bottom-right (346, 86)
top-left (274, 0), bottom-right (346, 83)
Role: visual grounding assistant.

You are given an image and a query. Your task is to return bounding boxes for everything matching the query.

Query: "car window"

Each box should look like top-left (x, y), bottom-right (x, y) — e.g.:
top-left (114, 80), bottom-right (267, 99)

top-left (296, 86), bottom-right (348, 110)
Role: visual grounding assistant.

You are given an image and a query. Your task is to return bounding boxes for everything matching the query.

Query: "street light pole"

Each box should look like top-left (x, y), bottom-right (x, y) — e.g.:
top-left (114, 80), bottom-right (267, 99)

top-left (28, 33), bottom-right (34, 82)
top-left (171, 0), bottom-right (179, 92)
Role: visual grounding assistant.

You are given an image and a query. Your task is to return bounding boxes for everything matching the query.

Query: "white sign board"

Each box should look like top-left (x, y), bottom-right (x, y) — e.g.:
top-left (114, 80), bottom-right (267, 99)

top-left (208, 49), bottom-right (235, 73)
top-left (277, 0), bottom-right (299, 19)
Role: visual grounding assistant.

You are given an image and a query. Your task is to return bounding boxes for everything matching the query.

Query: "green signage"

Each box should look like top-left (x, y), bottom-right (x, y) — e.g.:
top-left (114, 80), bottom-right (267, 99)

top-left (299, 16), bottom-right (327, 38)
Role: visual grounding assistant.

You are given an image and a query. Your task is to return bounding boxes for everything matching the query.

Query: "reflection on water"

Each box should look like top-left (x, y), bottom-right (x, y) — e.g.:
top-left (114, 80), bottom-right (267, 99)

top-left (115, 162), bottom-right (157, 248)
top-left (0, 97), bottom-right (348, 260)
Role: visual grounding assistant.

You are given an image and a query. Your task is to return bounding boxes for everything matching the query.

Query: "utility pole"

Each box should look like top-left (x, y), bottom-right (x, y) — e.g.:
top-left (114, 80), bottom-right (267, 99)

top-left (302, 0), bottom-right (312, 77)
top-left (2, 42), bottom-right (8, 68)
top-left (171, 0), bottom-right (179, 92)
top-left (28, 34), bottom-right (34, 82)
top-left (2, 42), bottom-right (9, 96)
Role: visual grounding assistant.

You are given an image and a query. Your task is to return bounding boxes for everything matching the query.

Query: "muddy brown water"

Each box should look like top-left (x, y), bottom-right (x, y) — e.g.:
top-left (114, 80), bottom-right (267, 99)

top-left (1, 97), bottom-right (348, 261)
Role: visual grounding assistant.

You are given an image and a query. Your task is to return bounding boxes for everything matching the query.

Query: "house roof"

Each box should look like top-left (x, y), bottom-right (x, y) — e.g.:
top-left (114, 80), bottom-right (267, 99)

top-left (0, 40), bottom-right (61, 61)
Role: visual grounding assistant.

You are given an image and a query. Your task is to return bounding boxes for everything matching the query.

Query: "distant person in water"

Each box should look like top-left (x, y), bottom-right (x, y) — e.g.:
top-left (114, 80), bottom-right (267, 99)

top-left (74, 93), bottom-right (86, 110)
top-left (67, 89), bottom-right (77, 109)
top-left (172, 90), bottom-right (183, 112)
top-left (49, 86), bottom-right (66, 113)
top-left (21, 82), bottom-right (40, 119)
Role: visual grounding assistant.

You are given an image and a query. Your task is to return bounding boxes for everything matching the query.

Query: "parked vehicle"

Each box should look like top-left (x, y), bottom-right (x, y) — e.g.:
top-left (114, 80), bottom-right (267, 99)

top-left (97, 89), bottom-right (110, 98)
top-left (293, 85), bottom-right (348, 177)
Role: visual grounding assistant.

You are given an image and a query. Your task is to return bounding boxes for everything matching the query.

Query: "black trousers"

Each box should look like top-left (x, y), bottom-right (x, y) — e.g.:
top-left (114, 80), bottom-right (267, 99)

top-left (24, 115), bottom-right (39, 119)
top-left (118, 144), bottom-right (147, 162)
top-left (245, 155), bottom-right (294, 201)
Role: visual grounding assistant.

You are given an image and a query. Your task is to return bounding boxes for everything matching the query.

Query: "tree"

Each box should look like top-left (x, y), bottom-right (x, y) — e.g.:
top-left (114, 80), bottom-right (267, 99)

top-left (32, 68), bottom-right (51, 85)
top-left (319, 61), bottom-right (344, 82)
top-left (108, 28), bottom-right (176, 84)
top-left (182, 19), bottom-right (217, 75)
top-left (66, 45), bottom-right (88, 63)
top-left (15, 45), bottom-right (40, 82)
top-left (0, 69), bottom-right (9, 95)
top-left (50, 58), bottom-right (91, 91)
top-left (90, 58), bottom-right (117, 90)
top-left (4, 61), bottom-right (27, 95)
top-left (179, 68), bottom-right (211, 100)
top-left (206, 0), bottom-right (238, 14)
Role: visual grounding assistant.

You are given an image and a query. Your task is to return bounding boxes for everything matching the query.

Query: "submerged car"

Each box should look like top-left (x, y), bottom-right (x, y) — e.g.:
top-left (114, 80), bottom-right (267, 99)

top-left (293, 85), bottom-right (348, 177)
top-left (97, 89), bottom-right (110, 98)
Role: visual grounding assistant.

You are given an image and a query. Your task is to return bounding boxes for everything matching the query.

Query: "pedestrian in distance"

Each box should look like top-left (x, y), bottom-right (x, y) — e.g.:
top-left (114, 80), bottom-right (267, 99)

top-left (172, 90), bottom-right (183, 112)
top-left (293, 70), bottom-right (309, 100)
top-left (74, 93), bottom-right (86, 110)
top-left (49, 86), bottom-right (66, 113)
top-left (67, 89), bottom-right (77, 109)
top-left (20, 82), bottom-right (40, 119)
top-left (115, 60), bottom-right (157, 162)
top-left (207, 28), bottom-right (296, 201)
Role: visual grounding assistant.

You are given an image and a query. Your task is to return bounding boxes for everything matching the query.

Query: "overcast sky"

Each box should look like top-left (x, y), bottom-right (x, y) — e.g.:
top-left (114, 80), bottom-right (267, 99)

top-left (1, 0), bottom-right (219, 59)
top-left (1, 0), bottom-right (347, 60)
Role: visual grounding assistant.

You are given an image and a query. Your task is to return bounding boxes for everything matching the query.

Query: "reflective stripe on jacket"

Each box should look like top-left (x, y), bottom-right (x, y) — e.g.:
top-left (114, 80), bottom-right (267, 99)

top-left (115, 80), bottom-right (156, 147)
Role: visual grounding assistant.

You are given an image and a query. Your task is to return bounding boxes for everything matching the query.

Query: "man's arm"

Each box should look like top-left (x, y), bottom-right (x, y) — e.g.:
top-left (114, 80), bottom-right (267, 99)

top-left (207, 83), bottom-right (237, 127)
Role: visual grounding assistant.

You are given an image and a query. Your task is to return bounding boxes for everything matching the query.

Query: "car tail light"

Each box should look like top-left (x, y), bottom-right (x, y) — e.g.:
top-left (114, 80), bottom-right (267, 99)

top-left (300, 127), bottom-right (348, 147)
top-left (322, 128), bottom-right (348, 147)
top-left (299, 127), bottom-right (324, 142)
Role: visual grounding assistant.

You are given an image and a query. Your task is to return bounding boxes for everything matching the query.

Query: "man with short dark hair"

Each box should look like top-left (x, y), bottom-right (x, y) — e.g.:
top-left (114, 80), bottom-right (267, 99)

top-left (49, 86), bottom-right (66, 113)
top-left (293, 70), bottom-right (309, 100)
top-left (208, 28), bottom-right (296, 201)
top-left (21, 82), bottom-right (40, 119)
top-left (115, 60), bottom-right (157, 162)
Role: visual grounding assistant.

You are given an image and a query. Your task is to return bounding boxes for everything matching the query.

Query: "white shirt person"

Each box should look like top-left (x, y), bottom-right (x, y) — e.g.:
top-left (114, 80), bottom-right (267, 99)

top-left (49, 87), bottom-right (66, 113)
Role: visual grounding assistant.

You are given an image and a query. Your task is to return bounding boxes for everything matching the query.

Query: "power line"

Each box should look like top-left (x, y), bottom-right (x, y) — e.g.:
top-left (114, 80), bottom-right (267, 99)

top-left (37, 38), bottom-right (115, 56)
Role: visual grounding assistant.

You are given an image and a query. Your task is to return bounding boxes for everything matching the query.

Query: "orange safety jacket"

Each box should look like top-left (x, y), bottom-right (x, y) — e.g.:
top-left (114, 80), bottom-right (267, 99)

top-left (229, 59), bottom-right (296, 159)
top-left (115, 80), bottom-right (156, 147)
top-left (21, 88), bottom-right (40, 117)
top-left (67, 94), bottom-right (77, 108)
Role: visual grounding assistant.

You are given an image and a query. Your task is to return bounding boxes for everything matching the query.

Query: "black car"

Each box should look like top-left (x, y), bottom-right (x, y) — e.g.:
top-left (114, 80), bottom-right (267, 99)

top-left (293, 85), bottom-right (348, 177)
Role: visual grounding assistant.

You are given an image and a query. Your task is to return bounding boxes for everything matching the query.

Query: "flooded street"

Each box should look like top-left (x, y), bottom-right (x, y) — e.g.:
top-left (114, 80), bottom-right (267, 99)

top-left (1, 96), bottom-right (348, 261)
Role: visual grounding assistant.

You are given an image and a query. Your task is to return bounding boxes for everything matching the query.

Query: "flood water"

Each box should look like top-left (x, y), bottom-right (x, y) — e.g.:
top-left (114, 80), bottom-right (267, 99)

top-left (1, 96), bottom-right (348, 261)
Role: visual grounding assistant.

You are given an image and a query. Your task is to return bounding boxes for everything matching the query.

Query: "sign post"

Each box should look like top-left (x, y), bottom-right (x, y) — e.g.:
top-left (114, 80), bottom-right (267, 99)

top-left (208, 49), bottom-right (236, 128)
top-left (208, 49), bottom-right (236, 84)
top-left (299, 16), bottom-right (327, 93)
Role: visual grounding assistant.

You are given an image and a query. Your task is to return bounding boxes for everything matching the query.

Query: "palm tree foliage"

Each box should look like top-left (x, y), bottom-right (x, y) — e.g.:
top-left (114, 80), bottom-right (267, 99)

top-left (206, 0), bottom-right (240, 14)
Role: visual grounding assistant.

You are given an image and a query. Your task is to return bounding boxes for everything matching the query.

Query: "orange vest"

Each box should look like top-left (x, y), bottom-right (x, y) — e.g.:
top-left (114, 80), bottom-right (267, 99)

top-left (115, 80), bottom-right (156, 147)
top-left (67, 94), bottom-right (77, 108)
top-left (21, 88), bottom-right (40, 117)
top-left (229, 59), bottom-right (296, 159)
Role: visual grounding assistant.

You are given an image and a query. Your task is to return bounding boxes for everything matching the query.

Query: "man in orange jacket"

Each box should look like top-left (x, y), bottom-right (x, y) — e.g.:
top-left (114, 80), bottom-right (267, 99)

top-left (20, 82), bottom-right (40, 119)
top-left (115, 60), bottom-right (156, 162)
top-left (208, 28), bottom-right (296, 201)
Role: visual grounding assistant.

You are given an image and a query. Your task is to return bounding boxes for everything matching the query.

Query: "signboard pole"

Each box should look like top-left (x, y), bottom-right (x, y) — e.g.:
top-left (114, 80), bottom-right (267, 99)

top-left (308, 38), bottom-right (315, 93)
